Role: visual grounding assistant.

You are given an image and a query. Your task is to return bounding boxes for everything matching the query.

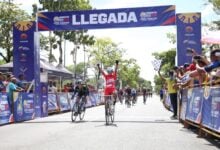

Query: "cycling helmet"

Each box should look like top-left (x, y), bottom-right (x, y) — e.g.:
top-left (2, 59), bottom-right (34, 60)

top-left (106, 67), bottom-right (113, 74)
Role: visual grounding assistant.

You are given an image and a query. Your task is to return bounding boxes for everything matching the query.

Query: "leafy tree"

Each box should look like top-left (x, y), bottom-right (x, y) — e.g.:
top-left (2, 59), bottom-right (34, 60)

top-left (39, 0), bottom-right (94, 65)
top-left (0, 2), bottom-right (30, 62)
top-left (208, 0), bottom-right (220, 14)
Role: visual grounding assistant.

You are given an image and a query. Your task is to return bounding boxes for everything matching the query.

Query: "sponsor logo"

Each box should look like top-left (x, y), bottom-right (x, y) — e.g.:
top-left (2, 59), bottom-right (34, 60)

top-left (53, 16), bottom-right (70, 25)
top-left (183, 40), bottom-right (197, 45)
top-left (20, 33), bottom-right (28, 40)
top-left (140, 11), bottom-right (158, 21)
top-left (20, 53), bottom-right (27, 62)
top-left (72, 12), bottom-right (137, 25)
top-left (185, 26), bottom-right (193, 33)
top-left (18, 46), bottom-right (30, 51)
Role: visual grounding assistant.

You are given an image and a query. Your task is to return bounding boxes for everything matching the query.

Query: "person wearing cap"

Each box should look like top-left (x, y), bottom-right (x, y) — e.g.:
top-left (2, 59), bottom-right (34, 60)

top-left (158, 68), bottom-right (178, 119)
top-left (6, 77), bottom-right (24, 114)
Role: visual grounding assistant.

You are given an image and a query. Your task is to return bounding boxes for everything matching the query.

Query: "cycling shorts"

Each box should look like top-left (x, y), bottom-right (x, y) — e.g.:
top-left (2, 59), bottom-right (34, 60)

top-left (104, 88), bottom-right (116, 96)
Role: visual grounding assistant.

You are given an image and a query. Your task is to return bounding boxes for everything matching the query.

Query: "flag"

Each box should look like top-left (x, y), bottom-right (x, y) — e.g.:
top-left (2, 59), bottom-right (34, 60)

top-left (151, 59), bottom-right (162, 71)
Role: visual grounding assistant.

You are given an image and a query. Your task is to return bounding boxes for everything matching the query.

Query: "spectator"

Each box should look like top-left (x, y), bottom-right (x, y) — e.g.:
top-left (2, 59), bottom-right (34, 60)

top-left (17, 74), bottom-right (26, 90)
top-left (158, 68), bottom-right (178, 119)
top-left (6, 77), bottom-right (24, 114)
top-left (0, 72), bottom-right (5, 92)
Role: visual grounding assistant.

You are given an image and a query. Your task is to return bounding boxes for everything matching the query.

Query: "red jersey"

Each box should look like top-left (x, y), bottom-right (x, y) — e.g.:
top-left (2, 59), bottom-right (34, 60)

top-left (102, 71), bottom-right (117, 95)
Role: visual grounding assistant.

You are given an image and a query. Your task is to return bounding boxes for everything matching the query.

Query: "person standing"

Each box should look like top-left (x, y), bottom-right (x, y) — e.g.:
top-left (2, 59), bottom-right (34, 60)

top-left (158, 68), bottom-right (178, 119)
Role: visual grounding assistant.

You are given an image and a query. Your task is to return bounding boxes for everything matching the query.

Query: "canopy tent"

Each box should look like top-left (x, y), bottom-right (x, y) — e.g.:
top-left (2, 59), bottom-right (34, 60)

top-left (0, 59), bottom-right (73, 79)
top-left (201, 30), bottom-right (220, 44)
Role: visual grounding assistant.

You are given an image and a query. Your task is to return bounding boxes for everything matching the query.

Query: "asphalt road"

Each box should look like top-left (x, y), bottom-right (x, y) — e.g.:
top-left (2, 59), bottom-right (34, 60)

top-left (0, 95), bottom-right (219, 150)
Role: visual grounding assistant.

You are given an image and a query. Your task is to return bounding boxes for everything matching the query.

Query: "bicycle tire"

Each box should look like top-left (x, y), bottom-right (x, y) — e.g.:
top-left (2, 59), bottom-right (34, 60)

top-left (110, 104), bottom-right (115, 123)
top-left (79, 100), bottom-right (86, 121)
top-left (105, 100), bottom-right (109, 125)
top-left (71, 103), bottom-right (78, 122)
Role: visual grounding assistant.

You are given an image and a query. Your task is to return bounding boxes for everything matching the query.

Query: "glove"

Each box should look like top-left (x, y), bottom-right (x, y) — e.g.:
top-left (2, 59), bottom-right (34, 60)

top-left (115, 60), bottom-right (119, 65)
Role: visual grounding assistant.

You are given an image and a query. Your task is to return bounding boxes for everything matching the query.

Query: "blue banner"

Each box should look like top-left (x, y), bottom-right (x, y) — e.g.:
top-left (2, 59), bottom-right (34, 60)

top-left (176, 13), bottom-right (201, 66)
top-left (0, 93), bottom-right (12, 125)
top-left (57, 93), bottom-right (70, 111)
top-left (13, 92), bottom-right (35, 122)
top-left (202, 87), bottom-right (220, 133)
top-left (13, 92), bottom-right (23, 122)
top-left (185, 87), bottom-right (203, 124)
top-left (22, 93), bottom-right (34, 121)
top-left (180, 89), bottom-right (188, 121)
top-left (13, 21), bottom-right (36, 81)
top-left (38, 5), bottom-right (175, 31)
top-left (48, 93), bottom-right (59, 113)
top-left (41, 83), bottom-right (48, 117)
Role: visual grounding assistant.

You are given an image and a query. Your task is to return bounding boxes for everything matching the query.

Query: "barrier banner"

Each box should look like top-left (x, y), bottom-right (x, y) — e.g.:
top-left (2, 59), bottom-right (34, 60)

top-left (57, 93), bottom-right (70, 111)
top-left (13, 92), bottom-right (35, 122)
top-left (13, 92), bottom-right (23, 122)
top-left (202, 87), bottom-right (220, 133)
top-left (48, 93), bottom-right (59, 113)
top-left (41, 83), bottom-right (48, 117)
top-left (185, 87), bottom-right (203, 124)
top-left (38, 5), bottom-right (175, 31)
top-left (164, 93), bottom-right (173, 111)
top-left (176, 13), bottom-right (201, 66)
top-left (0, 93), bottom-right (11, 125)
top-left (180, 89), bottom-right (188, 120)
top-left (22, 93), bottom-right (34, 121)
top-left (88, 92), bottom-right (98, 107)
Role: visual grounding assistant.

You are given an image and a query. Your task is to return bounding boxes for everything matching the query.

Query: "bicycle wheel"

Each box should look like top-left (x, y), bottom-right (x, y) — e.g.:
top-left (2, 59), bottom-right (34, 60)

top-left (110, 103), bottom-right (115, 123)
top-left (105, 98), bottom-right (110, 125)
top-left (79, 100), bottom-right (86, 121)
top-left (71, 102), bottom-right (78, 122)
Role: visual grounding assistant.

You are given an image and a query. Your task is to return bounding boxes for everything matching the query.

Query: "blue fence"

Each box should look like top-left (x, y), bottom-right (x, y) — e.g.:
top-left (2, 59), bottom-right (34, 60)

top-left (178, 86), bottom-right (220, 134)
top-left (0, 91), bottom-right (103, 125)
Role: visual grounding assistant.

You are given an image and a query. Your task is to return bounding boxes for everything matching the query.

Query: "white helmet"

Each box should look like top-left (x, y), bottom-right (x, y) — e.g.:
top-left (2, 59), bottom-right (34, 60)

top-left (107, 67), bottom-right (113, 74)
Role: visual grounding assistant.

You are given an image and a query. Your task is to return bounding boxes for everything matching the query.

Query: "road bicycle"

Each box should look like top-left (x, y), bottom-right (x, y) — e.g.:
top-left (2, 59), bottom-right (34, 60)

top-left (105, 95), bottom-right (115, 125)
top-left (71, 95), bottom-right (87, 122)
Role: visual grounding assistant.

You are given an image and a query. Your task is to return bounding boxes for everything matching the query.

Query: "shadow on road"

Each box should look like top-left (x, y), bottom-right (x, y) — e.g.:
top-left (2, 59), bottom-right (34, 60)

top-left (90, 120), bottom-right (179, 124)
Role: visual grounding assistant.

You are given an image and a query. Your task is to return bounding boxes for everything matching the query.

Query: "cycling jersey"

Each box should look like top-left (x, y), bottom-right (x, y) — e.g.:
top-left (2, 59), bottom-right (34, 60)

top-left (74, 85), bottom-right (89, 97)
top-left (102, 71), bottom-right (117, 95)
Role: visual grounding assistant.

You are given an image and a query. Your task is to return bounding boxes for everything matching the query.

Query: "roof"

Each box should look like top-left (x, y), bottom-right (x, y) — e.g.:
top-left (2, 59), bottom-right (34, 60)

top-left (0, 59), bottom-right (73, 79)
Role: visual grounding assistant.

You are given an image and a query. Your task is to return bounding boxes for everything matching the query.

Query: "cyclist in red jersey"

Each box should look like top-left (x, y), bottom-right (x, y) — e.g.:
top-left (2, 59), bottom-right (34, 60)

top-left (97, 60), bottom-right (119, 105)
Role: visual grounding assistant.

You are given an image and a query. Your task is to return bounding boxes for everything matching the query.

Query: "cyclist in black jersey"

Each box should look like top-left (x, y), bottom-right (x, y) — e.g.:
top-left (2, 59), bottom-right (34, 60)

top-left (73, 80), bottom-right (89, 103)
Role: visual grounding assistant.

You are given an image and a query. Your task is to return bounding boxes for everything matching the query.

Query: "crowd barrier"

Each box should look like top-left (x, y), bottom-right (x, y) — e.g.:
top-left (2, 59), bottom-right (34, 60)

top-left (0, 91), bottom-right (104, 125)
top-left (164, 86), bottom-right (220, 138)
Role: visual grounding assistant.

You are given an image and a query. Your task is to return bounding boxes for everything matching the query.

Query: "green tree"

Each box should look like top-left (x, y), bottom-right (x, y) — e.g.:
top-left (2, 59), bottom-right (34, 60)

top-left (208, 0), bottom-right (220, 14)
top-left (39, 0), bottom-right (94, 65)
top-left (0, 2), bottom-right (30, 62)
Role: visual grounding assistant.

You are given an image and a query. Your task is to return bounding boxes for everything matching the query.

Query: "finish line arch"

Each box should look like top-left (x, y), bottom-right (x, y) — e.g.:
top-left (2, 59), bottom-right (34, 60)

top-left (13, 5), bottom-right (201, 117)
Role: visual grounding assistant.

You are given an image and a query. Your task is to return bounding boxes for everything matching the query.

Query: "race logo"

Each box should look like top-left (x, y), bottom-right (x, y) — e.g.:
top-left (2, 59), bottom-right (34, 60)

top-left (140, 11), bottom-right (158, 21)
top-left (185, 26), bottom-right (193, 33)
top-left (14, 21), bottom-right (34, 31)
top-left (53, 16), bottom-right (70, 25)
top-left (178, 13), bottom-right (200, 24)
top-left (20, 33), bottom-right (28, 40)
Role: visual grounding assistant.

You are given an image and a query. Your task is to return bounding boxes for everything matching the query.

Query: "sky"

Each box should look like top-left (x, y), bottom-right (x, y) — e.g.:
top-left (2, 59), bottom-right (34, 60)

top-left (10, 0), bottom-right (220, 84)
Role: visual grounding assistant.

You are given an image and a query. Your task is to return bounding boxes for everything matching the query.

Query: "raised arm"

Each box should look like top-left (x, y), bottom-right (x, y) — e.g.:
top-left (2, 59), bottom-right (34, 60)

top-left (115, 60), bottom-right (119, 73)
top-left (158, 67), bottom-right (166, 82)
top-left (97, 63), bottom-right (106, 76)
